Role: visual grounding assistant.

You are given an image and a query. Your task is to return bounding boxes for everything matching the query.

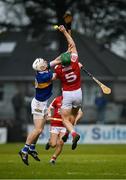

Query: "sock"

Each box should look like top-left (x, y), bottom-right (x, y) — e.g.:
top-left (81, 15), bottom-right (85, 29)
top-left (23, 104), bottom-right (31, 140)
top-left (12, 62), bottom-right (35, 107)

top-left (51, 155), bottom-right (56, 161)
top-left (71, 131), bottom-right (77, 138)
top-left (65, 131), bottom-right (69, 137)
top-left (29, 144), bottom-right (36, 151)
top-left (22, 144), bottom-right (30, 153)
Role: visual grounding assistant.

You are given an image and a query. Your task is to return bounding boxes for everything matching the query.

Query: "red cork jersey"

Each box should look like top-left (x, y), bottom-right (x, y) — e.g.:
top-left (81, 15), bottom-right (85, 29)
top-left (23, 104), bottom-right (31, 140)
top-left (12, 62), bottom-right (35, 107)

top-left (54, 53), bottom-right (81, 91)
top-left (50, 96), bottom-right (64, 127)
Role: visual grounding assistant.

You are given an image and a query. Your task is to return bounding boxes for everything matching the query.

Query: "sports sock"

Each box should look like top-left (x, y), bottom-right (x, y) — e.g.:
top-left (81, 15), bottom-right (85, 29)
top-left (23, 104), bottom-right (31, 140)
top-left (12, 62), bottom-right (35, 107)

top-left (71, 131), bottom-right (77, 138)
top-left (29, 144), bottom-right (36, 151)
top-left (65, 131), bottom-right (69, 136)
top-left (22, 144), bottom-right (30, 153)
top-left (51, 155), bottom-right (57, 161)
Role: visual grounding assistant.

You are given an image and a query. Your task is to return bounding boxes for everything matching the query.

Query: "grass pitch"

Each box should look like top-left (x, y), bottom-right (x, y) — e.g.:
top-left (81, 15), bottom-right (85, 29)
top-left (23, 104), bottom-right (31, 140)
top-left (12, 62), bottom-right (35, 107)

top-left (0, 143), bottom-right (126, 179)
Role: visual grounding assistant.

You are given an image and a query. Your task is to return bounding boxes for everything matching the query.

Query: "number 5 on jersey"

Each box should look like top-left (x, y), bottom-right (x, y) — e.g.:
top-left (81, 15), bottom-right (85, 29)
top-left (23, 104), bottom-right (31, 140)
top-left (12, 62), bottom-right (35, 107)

top-left (65, 72), bottom-right (77, 82)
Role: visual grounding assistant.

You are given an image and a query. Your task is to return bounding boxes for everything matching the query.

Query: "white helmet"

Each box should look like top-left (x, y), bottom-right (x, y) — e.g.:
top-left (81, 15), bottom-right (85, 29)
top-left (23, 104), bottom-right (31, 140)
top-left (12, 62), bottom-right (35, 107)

top-left (32, 58), bottom-right (47, 71)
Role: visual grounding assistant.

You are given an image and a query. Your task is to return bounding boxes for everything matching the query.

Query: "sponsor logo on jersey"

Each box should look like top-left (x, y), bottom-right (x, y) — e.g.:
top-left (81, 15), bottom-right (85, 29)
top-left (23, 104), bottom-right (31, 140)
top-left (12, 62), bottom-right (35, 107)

top-left (34, 109), bottom-right (42, 113)
top-left (71, 54), bottom-right (78, 62)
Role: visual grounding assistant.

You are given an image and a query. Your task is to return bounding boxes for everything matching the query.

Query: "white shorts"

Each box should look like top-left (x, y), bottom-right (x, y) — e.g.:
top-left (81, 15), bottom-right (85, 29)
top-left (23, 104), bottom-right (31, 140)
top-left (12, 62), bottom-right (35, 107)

top-left (31, 97), bottom-right (48, 117)
top-left (62, 88), bottom-right (82, 109)
top-left (50, 126), bottom-right (66, 134)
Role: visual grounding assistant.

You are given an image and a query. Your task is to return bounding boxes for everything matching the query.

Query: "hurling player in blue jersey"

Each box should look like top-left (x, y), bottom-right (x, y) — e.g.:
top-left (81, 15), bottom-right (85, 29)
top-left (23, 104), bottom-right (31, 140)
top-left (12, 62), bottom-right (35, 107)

top-left (19, 57), bottom-right (61, 165)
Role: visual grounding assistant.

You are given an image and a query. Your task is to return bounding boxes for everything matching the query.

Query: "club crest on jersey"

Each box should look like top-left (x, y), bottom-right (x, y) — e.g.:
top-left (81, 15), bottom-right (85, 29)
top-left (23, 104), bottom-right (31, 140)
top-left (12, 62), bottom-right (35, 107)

top-left (71, 54), bottom-right (78, 62)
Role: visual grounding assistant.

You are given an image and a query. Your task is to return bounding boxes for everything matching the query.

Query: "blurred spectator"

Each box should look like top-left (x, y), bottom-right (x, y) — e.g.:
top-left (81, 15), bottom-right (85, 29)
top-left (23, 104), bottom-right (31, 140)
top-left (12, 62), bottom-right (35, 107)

top-left (24, 94), bottom-right (33, 124)
top-left (95, 92), bottom-right (107, 124)
top-left (12, 91), bottom-right (25, 124)
top-left (120, 101), bottom-right (126, 123)
top-left (10, 91), bottom-right (25, 141)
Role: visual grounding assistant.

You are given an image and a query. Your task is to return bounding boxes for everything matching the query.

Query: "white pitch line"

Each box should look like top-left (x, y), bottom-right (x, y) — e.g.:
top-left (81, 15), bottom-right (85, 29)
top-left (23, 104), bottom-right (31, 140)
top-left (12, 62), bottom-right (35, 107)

top-left (67, 172), bottom-right (126, 176)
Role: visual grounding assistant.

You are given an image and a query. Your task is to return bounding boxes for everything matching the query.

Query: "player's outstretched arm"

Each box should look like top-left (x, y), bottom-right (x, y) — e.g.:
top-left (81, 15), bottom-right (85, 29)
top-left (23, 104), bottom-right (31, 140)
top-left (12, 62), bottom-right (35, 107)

top-left (49, 55), bottom-right (61, 68)
top-left (52, 73), bottom-right (57, 80)
top-left (58, 25), bottom-right (77, 54)
top-left (46, 102), bottom-right (54, 120)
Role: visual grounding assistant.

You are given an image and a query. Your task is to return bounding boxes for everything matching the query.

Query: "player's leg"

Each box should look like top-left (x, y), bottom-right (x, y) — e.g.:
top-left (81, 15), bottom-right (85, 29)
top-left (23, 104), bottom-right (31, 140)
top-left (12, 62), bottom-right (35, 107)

top-left (45, 138), bottom-right (51, 150)
top-left (26, 116), bottom-right (45, 145)
top-left (61, 109), bottom-right (80, 145)
top-left (49, 132), bottom-right (58, 148)
top-left (27, 117), bottom-right (46, 161)
top-left (62, 108), bottom-right (73, 131)
top-left (71, 89), bottom-right (83, 149)
top-left (62, 114), bottom-right (76, 142)
top-left (61, 108), bottom-right (80, 150)
top-left (19, 98), bottom-right (47, 165)
top-left (61, 92), bottom-right (79, 147)
top-left (70, 107), bottom-right (81, 149)
top-left (28, 143), bottom-right (40, 161)
top-left (50, 137), bottom-right (64, 165)
top-left (50, 129), bottom-right (65, 164)
top-left (62, 111), bottom-right (81, 142)
top-left (62, 129), bottom-right (69, 142)
top-left (61, 90), bottom-right (82, 149)
top-left (61, 91), bottom-right (76, 132)
top-left (19, 116), bottom-right (45, 165)
top-left (45, 126), bottom-right (59, 150)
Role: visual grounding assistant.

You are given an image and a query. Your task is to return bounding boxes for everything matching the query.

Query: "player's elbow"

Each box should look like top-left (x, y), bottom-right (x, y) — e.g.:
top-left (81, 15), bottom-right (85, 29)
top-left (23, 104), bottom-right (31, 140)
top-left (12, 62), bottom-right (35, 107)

top-left (68, 42), bottom-right (75, 49)
top-left (68, 43), bottom-right (76, 53)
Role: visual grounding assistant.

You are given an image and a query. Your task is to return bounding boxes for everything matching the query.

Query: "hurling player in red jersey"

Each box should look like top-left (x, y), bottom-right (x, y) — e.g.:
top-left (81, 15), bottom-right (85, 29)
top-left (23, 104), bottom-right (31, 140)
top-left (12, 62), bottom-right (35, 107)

top-left (45, 96), bottom-right (83, 164)
top-left (53, 25), bottom-right (83, 150)
top-left (45, 96), bottom-right (66, 164)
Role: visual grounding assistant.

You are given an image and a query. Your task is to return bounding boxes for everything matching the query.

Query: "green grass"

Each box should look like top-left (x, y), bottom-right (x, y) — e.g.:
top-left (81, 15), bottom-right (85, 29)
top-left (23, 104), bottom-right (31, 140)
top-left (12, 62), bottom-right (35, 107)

top-left (0, 143), bottom-right (126, 179)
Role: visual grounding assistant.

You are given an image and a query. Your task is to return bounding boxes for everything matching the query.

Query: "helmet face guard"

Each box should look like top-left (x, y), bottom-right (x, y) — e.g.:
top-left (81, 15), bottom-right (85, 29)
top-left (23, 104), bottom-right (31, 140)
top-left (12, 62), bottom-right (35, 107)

top-left (60, 52), bottom-right (71, 66)
top-left (32, 58), bottom-right (47, 71)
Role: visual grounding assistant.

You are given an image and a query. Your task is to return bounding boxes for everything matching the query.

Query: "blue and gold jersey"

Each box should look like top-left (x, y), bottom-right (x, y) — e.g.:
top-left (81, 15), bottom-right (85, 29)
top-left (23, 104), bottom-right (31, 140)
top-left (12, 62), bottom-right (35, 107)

top-left (35, 70), bottom-right (53, 101)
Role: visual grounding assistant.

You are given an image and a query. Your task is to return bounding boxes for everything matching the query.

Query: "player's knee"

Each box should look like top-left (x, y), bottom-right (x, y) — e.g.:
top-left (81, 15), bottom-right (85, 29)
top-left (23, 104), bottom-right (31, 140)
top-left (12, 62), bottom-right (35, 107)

top-left (59, 140), bottom-right (64, 146)
top-left (50, 141), bottom-right (56, 148)
top-left (36, 128), bottom-right (43, 135)
top-left (62, 110), bottom-right (70, 118)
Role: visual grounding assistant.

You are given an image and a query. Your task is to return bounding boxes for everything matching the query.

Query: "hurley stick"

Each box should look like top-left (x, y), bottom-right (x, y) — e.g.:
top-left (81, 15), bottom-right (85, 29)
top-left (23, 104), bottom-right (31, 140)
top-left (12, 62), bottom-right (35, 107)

top-left (82, 68), bottom-right (111, 94)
